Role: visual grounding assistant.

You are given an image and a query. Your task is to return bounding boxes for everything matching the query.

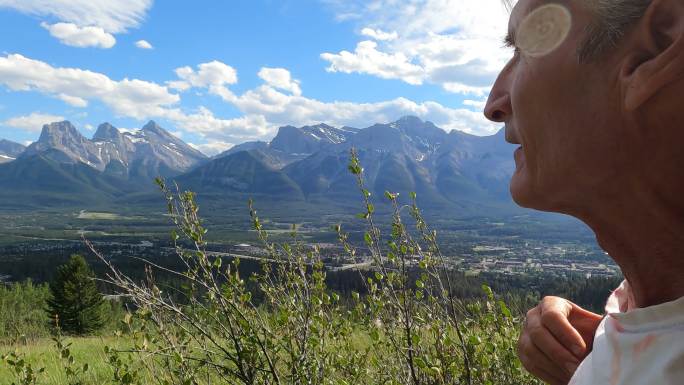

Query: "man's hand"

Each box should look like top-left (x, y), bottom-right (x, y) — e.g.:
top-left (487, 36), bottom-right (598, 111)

top-left (517, 296), bottom-right (603, 385)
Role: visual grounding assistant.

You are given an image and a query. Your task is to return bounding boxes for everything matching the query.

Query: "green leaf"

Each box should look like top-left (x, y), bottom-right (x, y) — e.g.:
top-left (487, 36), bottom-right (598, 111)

top-left (498, 300), bottom-right (512, 318)
top-left (482, 284), bottom-right (494, 300)
top-left (468, 335), bottom-right (482, 345)
top-left (348, 164), bottom-right (362, 175)
top-left (370, 328), bottom-right (380, 342)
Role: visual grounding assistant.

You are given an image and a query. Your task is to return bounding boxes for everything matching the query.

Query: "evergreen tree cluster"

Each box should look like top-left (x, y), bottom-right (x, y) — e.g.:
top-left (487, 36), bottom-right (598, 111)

top-left (46, 255), bottom-right (107, 335)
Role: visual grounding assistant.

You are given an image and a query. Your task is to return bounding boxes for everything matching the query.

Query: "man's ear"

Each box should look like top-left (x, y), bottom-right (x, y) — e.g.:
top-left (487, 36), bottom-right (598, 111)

top-left (622, 0), bottom-right (684, 111)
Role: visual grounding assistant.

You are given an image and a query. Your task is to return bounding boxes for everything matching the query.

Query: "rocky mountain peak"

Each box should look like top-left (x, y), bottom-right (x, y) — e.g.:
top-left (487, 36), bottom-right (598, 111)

top-left (141, 120), bottom-right (167, 136)
top-left (0, 139), bottom-right (25, 163)
top-left (270, 125), bottom-right (320, 154)
top-left (93, 123), bottom-right (122, 142)
top-left (0, 139), bottom-right (26, 157)
top-left (309, 123), bottom-right (334, 130)
top-left (395, 115), bottom-right (424, 126)
top-left (38, 121), bottom-right (85, 144)
top-left (17, 120), bottom-right (206, 176)
top-left (393, 116), bottom-right (443, 136)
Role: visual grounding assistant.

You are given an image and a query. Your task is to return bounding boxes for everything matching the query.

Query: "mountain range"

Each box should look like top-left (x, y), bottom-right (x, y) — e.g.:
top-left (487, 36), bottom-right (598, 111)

top-left (0, 116), bottom-right (517, 213)
top-left (0, 139), bottom-right (26, 164)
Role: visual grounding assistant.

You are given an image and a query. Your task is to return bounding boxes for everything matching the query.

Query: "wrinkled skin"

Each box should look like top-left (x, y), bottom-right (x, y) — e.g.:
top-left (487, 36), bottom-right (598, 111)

top-left (485, 0), bottom-right (684, 383)
top-left (517, 296), bottom-right (602, 384)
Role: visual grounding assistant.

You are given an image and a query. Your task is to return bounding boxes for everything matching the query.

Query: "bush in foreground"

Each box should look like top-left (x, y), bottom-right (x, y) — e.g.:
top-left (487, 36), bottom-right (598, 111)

top-left (0, 280), bottom-right (51, 343)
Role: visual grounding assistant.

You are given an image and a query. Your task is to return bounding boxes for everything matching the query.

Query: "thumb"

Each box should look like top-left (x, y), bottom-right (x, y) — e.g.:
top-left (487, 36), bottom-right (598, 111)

top-left (539, 298), bottom-right (588, 359)
top-left (568, 303), bottom-right (603, 354)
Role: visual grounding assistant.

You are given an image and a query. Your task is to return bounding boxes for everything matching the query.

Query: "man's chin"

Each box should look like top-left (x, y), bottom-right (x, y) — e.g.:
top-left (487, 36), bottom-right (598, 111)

top-left (510, 175), bottom-right (565, 213)
top-left (509, 174), bottom-right (539, 209)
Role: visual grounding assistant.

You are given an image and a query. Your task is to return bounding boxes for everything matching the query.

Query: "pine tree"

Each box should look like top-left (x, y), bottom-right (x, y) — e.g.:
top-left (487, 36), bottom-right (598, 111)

top-left (46, 255), bottom-right (106, 335)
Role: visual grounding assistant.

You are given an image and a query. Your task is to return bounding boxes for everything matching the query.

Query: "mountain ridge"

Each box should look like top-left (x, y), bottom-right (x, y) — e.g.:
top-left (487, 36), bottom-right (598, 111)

top-left (0, 116), bottom-right (514, 214)
top-left (20, 120), bottom-right (207, 179)
top-left (0, 139), bottom-right (26, 163)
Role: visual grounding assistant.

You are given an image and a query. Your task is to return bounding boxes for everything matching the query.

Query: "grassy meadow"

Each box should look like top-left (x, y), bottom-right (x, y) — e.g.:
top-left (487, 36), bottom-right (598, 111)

top-left (0, 337), bottom-right (137, 385)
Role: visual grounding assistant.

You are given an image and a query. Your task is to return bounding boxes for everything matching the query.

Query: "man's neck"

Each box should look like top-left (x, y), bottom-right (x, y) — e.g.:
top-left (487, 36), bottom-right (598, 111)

top-left (579, 194), bottom-right (684, 309)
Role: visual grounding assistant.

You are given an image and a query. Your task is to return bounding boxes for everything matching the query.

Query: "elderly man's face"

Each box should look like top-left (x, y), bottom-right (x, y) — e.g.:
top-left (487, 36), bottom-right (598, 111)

top-left (485, 0), bottom-right (624, 213)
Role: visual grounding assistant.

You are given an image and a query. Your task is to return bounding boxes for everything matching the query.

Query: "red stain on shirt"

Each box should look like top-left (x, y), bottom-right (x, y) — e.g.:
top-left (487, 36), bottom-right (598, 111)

top-left (610, 318), bottom-right (622, 385)
top-left (633, 334), bottom-right (658, 362)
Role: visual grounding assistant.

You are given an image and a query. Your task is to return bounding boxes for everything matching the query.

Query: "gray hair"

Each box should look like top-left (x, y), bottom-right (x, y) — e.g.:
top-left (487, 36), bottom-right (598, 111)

top-left (578, 0), bottom-right (651, 61)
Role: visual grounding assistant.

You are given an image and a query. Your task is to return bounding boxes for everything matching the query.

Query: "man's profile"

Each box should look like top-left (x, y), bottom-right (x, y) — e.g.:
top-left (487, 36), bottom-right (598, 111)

top-left (484, 0), bottom-right (684, 384)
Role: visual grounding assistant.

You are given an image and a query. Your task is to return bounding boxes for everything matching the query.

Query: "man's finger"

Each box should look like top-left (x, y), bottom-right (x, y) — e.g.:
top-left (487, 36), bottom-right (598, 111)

top-left (532, 364), bottom-right (569, 385)
top-left (519, 333), bottom-right (572, 384)
top-left (568, 303), bottom-right (604, 351)
top-left (528, 324), bottom-right (580, 375)
top-left (519, 339), bottom-right (570, 384)
top-left (539, 298), bottom-right (587, 358)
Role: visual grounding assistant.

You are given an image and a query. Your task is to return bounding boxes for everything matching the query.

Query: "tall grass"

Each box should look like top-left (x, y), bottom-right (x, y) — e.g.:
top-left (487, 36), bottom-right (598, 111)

top-left (2, 150), bottom-right (542, 384)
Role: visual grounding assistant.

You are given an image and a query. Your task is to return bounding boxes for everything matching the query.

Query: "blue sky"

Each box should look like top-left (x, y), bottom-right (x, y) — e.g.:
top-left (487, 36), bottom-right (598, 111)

top-left (0, 0), bottom-right (511, 154)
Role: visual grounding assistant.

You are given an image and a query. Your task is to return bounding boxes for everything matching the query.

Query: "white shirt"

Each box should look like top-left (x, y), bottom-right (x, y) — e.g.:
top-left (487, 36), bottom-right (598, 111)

top-left (569, 280), bottom-right (684, 385)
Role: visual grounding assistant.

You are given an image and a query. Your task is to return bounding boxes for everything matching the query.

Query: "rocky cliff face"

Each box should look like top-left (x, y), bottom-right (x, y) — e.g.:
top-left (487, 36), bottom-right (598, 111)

top-left (0, 116), bottom-right (514, 212)
top-left (20, 120), bottom-right (207, 178)
top-left (270, 124), bottom-right (358, 155)
top-left (180, 116), bottom-right (514, 207)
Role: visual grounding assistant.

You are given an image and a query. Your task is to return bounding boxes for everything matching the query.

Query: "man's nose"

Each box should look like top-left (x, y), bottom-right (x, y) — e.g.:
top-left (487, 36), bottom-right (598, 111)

top-left (484, 75), bottom-right (512, 123)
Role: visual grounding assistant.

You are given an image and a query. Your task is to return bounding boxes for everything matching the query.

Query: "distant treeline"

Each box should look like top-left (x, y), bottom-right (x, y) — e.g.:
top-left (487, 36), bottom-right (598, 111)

top-left (0, 279), bottom-right (124, 342)
top-left (0, 248), bottom-right (620, 343)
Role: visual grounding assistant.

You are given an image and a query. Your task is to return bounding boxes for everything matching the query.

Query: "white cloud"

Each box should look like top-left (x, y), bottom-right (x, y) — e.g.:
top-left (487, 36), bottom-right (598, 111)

top-left (0, 0), bottom-right (152, 47)
top-left (321, 40), bottom-right (424, 85)
top-left (168, 61), bottom-right (238, 94)
top-left (170, 61), bottom-right (500, 138)
top-left (189, 141), bottom-right (234, 156)
top-left (441, 83), bottom-right (490, 96)
top-left (0, 54), bottom-right (500, 153)
top-left (0, 0), bottom-right (153, 33)
top-left (84, 123), bottom-right (94, 130)
top-left (257, 68), bottom-right (302, 96)
top-left (361, 27), bottom-right (397, 41)
top-left (2, 112), bottom-right (65, 132)
top-left (135, 39), bottom-right (153, 49)
top-left (463, 99), bottom-right (487, 110)
top-left (0, 54), bottom-right (179, 119)
top-left (41, 22), bottom-right (116, 48)
top-left (321, 0), bottom-right (511, 95)
top-left (57, 94), bottom-right (89, 107)
top-left (231, 88), bottom-right (499, 135)
top-left (162, 107), bottom-right (272, 143)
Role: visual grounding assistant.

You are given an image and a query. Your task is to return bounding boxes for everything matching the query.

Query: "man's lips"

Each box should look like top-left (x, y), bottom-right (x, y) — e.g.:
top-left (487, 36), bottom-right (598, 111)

top-left (513, 146), bottom-right (524, 167)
